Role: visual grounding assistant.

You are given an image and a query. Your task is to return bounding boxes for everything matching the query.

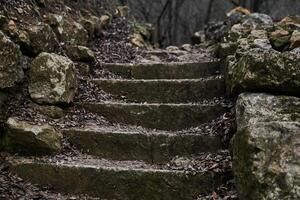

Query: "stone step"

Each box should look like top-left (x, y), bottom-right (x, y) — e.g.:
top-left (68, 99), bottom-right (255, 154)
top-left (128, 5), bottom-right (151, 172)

top-left (9, 154), bottom-right (231, 200)
top-left (81, 102), bottom-right (230, 130)
top-left (103, 61), bottom-right (222, 79)
top-left (64, 128), bottom-right (224, 164)
top-left (93, 77), bottom-right (225, 103)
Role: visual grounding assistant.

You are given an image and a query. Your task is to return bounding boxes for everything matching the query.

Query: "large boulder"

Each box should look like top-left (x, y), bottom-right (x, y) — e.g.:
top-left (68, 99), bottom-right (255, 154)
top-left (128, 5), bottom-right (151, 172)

top-left (4, 117), bottom-right (62, 155)
top-left (56, 18), bottom-right (89, 45)
top-left (232, 93), bottom-right (300, 200)
top-left (227, 48), bottom-right (300, 97)
top-left (26, 23), bottom-right (59, 55)
top-left (29, 52), bottom-right (77, 104)
top-left (0, 31), bottom-right (23, 89)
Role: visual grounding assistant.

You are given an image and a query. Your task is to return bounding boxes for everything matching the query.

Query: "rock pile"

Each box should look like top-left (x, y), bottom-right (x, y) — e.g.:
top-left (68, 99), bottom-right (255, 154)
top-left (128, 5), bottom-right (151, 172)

top-left (0, 0), bottom-right (113, 155)
top-left (214, 11), bottom-right (300, 97)
top-left (212, 9), bottom-right (300, 200)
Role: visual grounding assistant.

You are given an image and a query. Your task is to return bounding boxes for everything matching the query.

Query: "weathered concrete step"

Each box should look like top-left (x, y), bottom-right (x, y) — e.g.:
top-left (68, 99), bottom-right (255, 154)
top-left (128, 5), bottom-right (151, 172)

top-left (103, 61), bottom-right (222, 79)
top-left (9, 156), bottom-right (231, 200)
top-left (64, 128), bottom-right (223, 164)
top-left (93, 77), bottom-right (225, 103)
top-left (81, 102), bottom-right (229, 130)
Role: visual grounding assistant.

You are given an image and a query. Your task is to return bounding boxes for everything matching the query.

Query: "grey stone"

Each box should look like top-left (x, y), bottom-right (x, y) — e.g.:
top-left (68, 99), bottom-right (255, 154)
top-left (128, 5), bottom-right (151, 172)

top-left (227, 48), bottom-right (300, 96)
top-left (66, 45), bottom-right (95, 62)
top-left (5, 117), bottom-right (62, 155)
top-left (232, 93), bottom-right (300, 200)
top-left (26, 23), bottom-right (59, 55)
top-left (29, 53), bottom-right (77, 104)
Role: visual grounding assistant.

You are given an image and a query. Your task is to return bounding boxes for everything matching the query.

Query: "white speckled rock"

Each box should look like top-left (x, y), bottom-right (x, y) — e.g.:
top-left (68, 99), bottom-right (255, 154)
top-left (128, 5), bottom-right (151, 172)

top-left (5, 117), bottom-right (62, 155)
top-left (29, 52), bottom-right (77, 104)
top-left (232, 93), bottom-right (300, 200)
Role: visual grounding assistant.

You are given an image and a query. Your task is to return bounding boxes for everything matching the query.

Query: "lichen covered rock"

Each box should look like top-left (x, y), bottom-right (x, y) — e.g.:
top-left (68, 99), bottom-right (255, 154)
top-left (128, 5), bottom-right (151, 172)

top-left (227, 48), bottom-right (300, 96)
top-left (29, 52), bottom-right (77, 104)
top-left (5, 117), bottom-right (62, 155)
top-left (57, 18), bottom-right (89, 45)
top-left (26, 23), bottom-right (59, 55)
top-left (232, 93), bottom-right (300, 200)
top-left (0, 31), bottom-right (23, 89)
top-left (66, 45), bottom-right (95, 62)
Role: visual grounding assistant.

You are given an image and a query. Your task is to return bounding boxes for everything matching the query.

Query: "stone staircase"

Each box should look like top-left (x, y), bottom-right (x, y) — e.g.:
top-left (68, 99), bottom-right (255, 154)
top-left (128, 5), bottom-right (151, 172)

top-left (8, 60), bottom-right (233, 200)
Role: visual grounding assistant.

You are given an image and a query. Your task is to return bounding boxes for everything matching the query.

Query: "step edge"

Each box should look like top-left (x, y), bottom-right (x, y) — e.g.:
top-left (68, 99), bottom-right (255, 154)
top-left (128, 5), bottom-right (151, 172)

top-left (63, 128), bottom-right (221, 138)
top-left (9, 157), bottom-right (227, 174)
top-left (92, 76), bottom-right (224, 82)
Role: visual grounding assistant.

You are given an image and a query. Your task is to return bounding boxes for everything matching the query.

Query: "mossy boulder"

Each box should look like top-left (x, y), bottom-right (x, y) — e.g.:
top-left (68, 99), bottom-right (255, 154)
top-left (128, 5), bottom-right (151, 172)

top-left (4, 117), bottom-right (62, 155)
top-left (29, 52), bottom-right (77, 104)
top-left (66, 45), bottom-right (95, 62)
top-left (25, 23), bottom-right (59, 55)
top-left (232, 93), bottom-right (300, 200)
top-left (227, 48), bottom-right (300, 97)
top-left (0, 31), bottom-right (23, 89)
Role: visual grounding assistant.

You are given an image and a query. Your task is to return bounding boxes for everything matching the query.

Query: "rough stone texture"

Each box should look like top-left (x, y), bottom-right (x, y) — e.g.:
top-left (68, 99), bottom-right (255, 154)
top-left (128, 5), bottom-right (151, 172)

top-left (0, 91), bottom-right (7, 122)
top-left (9, 157), bottom-right (229, 200)
top-left (64, 129), bottom-right (223, 164)
top-left (32, 104), bottom-right (65, 119)
top-left (269, 29), bottom-right (291, 50)
top-left (26, 23), bottom-right (59, 55)
top-left (29, 53), bottom-right (77, 104)
top-left (45, 13), bottom-right (63, 27)
top-left (0, 31), bottom-right (23, 89)
top-left (242, 13), bottom-right (274, 28)
top-left (232, 93), bottom-right (300, 200)
top-left (103, 62), bottom-right (222, 79)
top-left (80, 15), bottom-right (108, 38)
top-left (75, 63), bottom-right (90, 76)
top-left (82, 102), bottom-right (229, 131)
top-left (93, 78), bottom-right (225, 103)
top-left (227, 48), bottom-right (300, 96)
top-left (278, 16), bottom-right (300, 32)
top-left (4, 117), bottom-right (62, 155)
top-left (66, 45), bottom-right (95, 62)
top-left (290, 30), bottom-right (300, 49)
top-left (56, 18), bottom-right (89, 45)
